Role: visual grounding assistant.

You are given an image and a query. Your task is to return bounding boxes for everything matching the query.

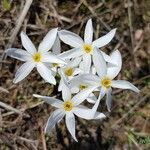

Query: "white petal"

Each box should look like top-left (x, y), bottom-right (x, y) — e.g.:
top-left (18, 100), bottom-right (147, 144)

top-left (33, 94), bottom-right (63, 108)
top-left (65, 112), bottom-right (77, 142)
top-left (93, 48), bottom-right (107, 78)
top-left (72, 68), bottom-right (82, 76)
top-left (6, 48), bottom-right (31, 61)
top-left (99, 87), bottom-right (106, 99)
top-left (107, 50), bottom-right (122, 79)
top-left (42, 52), bottom-right (66, 64)
top-left (92, 28), bottom-right (117, 48)
top-left (44, 109), bottom-right (65, 133)
top-left (52, 35), bottom-right (61, 55)
top-left (69, 57), bottom-right (82, 68)
top-left (82, 54), bottom-right (91, 73)
top-left (106, 88), bottom-right (112, 112)
top-left (71, 86), bottom-right (79, 94)
top-left (84, 19), bottom-right (93, 44)
top-left (86, 93), bottom-right (97, 104)
top-left (90, 88), bottom-right (106, 116)
top-left (111, 80), bottom-right (140, 93)
top-left (71, 86), bottom-right (97, 106)
top-left (61, 79), bottom-right (72, 101)
top-left (94, 112), bottom-right (106, 119)
top-left (38, 28), bottom-right (58, 53)
top-left (20, 32), bottom-right (36, 55)
top-left (58, 48), bottom-right (83, 60)
top-left (58, 30), bottom-right (84, 48)
top-left (37, 63), bottom-right (56, 85)
top-left (73, 105), bottom-right (105, 120)
top-left (13, 61), bottom-right (35, 83)
top-left (100, 51), bottom-right (113, 63)
top-left (91, 66), bottom-right (97, 75)
top-left (73, 106), bottom-right (93, 120)
top-left (71, 74), bottom-right (99, 86)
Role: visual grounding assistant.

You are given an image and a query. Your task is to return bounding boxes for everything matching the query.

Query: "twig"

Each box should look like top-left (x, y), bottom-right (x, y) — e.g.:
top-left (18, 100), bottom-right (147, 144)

top-left (2, 101), bottom-right (44, 117)
top-left (1, 0), bottom-right (33, 62)
top-left (127, 0), bottom-right (134, 50)
top-left (40, 125), bottom-right (47, 150)
top-left (0, 101), bottom-right (22, 115)
top-left (0, 86), bottom-right (9, 93)
top-left (111, 94), bottom-right (149, 129)
top-left (17, 136), bottom-right (38, 150)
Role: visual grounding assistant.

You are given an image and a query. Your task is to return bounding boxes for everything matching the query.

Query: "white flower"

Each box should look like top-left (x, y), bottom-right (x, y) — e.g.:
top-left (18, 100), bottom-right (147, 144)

top-left (58, 18), bottom-right (117, 73)
top-left (33, 80), bottom-right (105, 142)
top-left (6, 28), bottom-right (66, 84)
top-left (69, 75), bottom-right (98, 104)
top-left (72, 48), bottom-right (140, 111)
top-left (57, 58), bottom-right (83, 92)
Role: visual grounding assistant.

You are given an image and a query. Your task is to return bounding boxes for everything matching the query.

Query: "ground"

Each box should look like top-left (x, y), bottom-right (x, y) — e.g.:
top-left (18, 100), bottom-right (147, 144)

top-left (0, 0), bottom-right (149, 149)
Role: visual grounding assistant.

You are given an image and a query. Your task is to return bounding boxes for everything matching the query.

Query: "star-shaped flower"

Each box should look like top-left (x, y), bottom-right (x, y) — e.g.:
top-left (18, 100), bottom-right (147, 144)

top-left (6, 28), bottom-right (66, 84)
top-left (33, 78), bottom-right (105, 141)
top-left (58, 19), bottom-right (116, 73)
top-left (70, 48), bottom-right (139, 111)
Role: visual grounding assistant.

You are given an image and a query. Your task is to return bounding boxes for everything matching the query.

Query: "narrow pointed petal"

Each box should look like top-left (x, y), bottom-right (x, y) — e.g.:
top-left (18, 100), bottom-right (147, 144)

top-left (13, 61), bottom-right (35, 83)
top-left (20, 32), bottom-right (36, 55)
top-left (92, 28), bottom-right (117, 48)
top-left (72, 86), bottom-right (98, 106)
top-left (38, 28), bottom-right (58, 53)
top-left (70, 57), bottom-right (82, 68)
top-left (58, 48), bottom-right (83, 60)
top-left (100, 51), bottom-right (114, 64)
top-left (82, 54), bottom-right (91, 73)
top-left (73, 106), bottom-right (93, 120)
top-left (90, 88), bottom-right (106, 116)
top-left (111, 80), bottom-right (140, 93)
top-left (37, 63), bottom-right (56, 85)
top-left (84, 19), bottom-right (93, 44)
top-left (94, 112), bottom-right (106, 119)
top-left (6, 48), bottom-right (31, 61)
top-left (107, 50), bottom-right (122, 79)
top-left (52, 36), bottom-right (61, 55)
top-left (86, 93), bottom-right (97, 104)
top-left (42, 53), bottom-right (66, 64)
top-left (33, 94), bottom-right (63, 108)
top-left (70, 74), bottom-right (99, 86)
top-left (93, 48), bottom-right (107, 78)
top-left (62, 79), bottom-right (72, 101)
top-left (106, 88), bottom-right (112, 112)
top-left (66, 112), bottom-right (77, 142)
top-left (44, 109), bottom-right (65, 133)
top-left (73, 105), bottom-right (105, 120)
top-left (58, 30), bottom-right (84, 48)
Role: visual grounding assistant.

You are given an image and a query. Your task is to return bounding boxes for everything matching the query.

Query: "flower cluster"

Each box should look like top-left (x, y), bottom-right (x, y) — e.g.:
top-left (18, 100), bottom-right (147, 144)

top-left (6, 19), bottom-right (139, 141)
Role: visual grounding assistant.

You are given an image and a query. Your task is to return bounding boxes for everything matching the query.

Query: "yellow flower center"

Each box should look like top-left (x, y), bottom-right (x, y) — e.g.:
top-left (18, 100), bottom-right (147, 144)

top-left (63, 100), bottom-right (73, 111)
top-left (64, 67), bottom-right (73, 76)
top-left (101, 77), bottom-right (111, 89)
top-left (79, 84), bottom-right (88, 90)
top-left (32, 52), bottom-right (41, 62)
top-left (52, 63), bottom-right (58, 68)
top-left (83, 44), bottom-right (92, 53)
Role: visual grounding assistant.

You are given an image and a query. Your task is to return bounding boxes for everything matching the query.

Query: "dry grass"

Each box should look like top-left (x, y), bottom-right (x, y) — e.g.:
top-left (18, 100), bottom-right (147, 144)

top-left (0, 0), bottom-right (149, 149)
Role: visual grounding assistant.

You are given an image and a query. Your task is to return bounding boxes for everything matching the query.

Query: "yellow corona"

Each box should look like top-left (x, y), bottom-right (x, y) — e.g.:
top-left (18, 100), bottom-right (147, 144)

top-left (83, 44), bottom-right (92, 53)
top-left (64, 67), bottom-right (73, 76)
top-left (101, 77), bottom-right (111, 89)
top-left (63, 100), bottom-right (73, 111)
top-left (32, 52), bottom-right (41, 62)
